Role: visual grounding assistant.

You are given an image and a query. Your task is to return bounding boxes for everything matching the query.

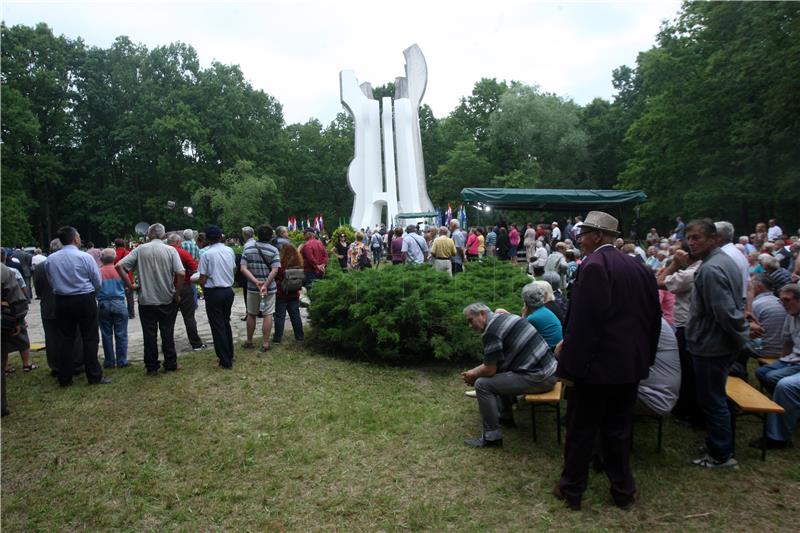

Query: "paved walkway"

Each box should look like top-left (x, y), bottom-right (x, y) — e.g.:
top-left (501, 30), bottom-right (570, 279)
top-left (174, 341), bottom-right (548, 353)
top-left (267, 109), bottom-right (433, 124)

top-left (25, 292), bottom-right (309, 362)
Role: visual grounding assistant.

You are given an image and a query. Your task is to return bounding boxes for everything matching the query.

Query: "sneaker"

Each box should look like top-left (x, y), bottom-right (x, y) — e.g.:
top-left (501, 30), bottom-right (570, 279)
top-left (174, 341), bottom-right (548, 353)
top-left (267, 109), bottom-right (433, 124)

top-left (691, 454), bottom-right (738, 468)
top-left (192, 344), bottom-right (208, 351)
top-left (464, 436), bottom-right (503, 448)
top-left (748, 437), bottom-right (792, 450)
top-left (90, 376), bottom-right (112, 385)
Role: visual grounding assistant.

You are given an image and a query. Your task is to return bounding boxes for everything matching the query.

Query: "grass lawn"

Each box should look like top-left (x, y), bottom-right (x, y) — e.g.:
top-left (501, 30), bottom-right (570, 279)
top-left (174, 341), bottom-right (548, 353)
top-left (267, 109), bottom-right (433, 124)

top-left (2, 343), bottom-right (798, 532)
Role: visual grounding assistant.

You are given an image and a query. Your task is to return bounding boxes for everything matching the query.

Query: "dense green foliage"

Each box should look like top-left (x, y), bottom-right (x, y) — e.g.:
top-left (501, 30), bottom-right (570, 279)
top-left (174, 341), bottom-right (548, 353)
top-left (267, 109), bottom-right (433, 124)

top-left (2, 2), bottom-right (798, 246)
top-left (309, 259), bottom-right (530, 362)
top-left (618, 1), bottom-right (800, 227)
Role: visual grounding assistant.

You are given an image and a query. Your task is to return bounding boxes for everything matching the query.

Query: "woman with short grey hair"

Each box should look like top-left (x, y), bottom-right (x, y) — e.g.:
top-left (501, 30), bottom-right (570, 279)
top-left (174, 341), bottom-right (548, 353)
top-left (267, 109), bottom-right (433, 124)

top-left (520, 282), bottom-right (562, 349)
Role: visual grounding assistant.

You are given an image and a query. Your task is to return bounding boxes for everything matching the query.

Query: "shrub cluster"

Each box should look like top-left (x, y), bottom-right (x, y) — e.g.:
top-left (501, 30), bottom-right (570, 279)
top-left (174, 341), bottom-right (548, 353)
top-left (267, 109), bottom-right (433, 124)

top-left (309, 259), bottom-right (531, 363)
top-left (325, 225), bottom-right (356, 252)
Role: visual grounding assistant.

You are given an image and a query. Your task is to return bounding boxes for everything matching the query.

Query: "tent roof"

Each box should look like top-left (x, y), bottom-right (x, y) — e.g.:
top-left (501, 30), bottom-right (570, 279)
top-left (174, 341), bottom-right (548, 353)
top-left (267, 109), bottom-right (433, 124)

top-left (395, 212), bottom-right (437, 218)
top-left (460, 188), bottom-right (646, 211)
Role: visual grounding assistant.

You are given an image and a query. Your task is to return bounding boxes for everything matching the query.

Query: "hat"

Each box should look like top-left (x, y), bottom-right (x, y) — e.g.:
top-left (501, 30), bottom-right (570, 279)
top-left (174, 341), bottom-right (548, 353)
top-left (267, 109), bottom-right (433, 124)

top-left (206, 225), bottom-right (223, 239)
top-left (580, 211), bottom-right (620, 236)
top-left (552, 221), bottom-right (558, 226)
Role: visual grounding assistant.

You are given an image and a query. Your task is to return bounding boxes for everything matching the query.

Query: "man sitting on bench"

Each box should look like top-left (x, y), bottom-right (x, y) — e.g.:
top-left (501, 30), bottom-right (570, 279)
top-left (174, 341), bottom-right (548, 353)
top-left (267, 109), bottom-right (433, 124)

top-left (461, 302), bottom-right (557, 448)
top-left (752, 283), bottom-right (800, 450)
top-left (636, 317), bottom-right (681, 417)
top-left (756, 284), bottom-right (800, 395)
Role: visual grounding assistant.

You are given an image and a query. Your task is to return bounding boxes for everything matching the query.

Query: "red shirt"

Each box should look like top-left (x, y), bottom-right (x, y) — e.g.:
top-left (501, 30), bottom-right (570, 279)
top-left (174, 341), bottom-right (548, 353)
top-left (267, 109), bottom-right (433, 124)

top-left (300, 238), bottom-right (328, 273)
top-left (114, 247), bottom-right (134, 283)
top-left (172, 244), bottom-right (197, 286)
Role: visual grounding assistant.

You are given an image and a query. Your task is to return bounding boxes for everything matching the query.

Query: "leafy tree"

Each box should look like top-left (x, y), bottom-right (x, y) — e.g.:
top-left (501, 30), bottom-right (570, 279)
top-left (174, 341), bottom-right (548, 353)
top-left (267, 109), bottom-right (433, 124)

top-left (1, 22), bottom-right (84, 245)
top-left (192, 160), bottom-right (277, 234)
top-left (619, 1), bottom-right (800, 228)
top-left (487, 83), bottom-right (590, 187)
top-left (428, 140), bottom-right (492, 207)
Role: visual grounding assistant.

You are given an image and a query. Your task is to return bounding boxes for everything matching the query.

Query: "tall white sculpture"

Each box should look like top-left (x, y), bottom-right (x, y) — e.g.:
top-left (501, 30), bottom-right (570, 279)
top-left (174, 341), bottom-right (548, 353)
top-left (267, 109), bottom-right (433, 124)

top-left (340, 44), bottom-right (434, 230)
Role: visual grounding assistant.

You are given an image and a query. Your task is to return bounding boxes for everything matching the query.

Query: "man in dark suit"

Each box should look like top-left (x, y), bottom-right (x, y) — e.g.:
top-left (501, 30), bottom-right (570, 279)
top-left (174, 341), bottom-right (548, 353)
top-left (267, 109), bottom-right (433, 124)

top-left (553, 211), bottom-right (661, 511)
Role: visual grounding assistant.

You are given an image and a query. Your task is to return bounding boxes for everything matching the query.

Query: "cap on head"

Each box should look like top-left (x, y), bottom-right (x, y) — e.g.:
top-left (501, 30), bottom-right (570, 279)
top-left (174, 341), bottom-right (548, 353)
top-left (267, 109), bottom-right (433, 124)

top-left (206, 225), bottom-right (223, 239)
top-left (580, 211), bottom-right (620, 236)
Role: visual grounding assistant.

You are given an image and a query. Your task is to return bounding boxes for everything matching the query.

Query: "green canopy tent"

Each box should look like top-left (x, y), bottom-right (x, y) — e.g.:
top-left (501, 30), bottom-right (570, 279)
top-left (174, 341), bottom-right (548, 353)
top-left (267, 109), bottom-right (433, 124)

top-left (460, 188), bottom-right (648, 238)
top-left (460, 188), bottom-right (647, 212)
top-left (394, 211), bottom-right (437, 227)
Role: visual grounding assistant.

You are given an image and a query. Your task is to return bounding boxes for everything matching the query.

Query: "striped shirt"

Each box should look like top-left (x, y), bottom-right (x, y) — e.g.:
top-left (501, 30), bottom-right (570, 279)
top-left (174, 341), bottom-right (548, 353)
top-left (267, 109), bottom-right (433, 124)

top-left (482, 312), bottom-right (556, 381)
top-left (241, 241), bottom-right (280, 293)
top-left (751, 292), bottom-right (788, 356)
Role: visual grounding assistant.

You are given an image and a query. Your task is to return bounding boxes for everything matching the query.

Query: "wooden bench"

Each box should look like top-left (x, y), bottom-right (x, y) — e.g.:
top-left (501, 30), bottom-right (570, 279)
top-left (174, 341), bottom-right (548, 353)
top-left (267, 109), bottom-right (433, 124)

top-left (524, 381), bottom-right (564, 444)
top-left (464, 382), bottom-right (564, 444)
top-left (725, 376), bottom-right (785, 461)
top-left (756, 355), bottom-right (779, 367)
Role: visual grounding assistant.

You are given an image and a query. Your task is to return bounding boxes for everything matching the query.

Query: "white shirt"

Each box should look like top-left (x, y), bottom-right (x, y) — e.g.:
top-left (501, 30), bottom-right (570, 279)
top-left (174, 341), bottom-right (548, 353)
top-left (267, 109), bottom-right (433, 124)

top-left (551, 227), bottom-right (561, 241)
top-left (31, 254), bottom-right (47, 269)
top-left (721, 242), bottom-right (749, 299)
top-left (768, 225), bottom-right (783, 242)
top-left (401, 233), bottom-right (428, 264)
top-left (199, 243), bottom-right (236, 288)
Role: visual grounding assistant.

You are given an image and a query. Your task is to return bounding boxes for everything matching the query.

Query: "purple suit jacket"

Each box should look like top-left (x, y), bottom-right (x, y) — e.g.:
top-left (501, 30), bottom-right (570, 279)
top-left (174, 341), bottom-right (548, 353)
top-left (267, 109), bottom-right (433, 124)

top-left (556, 245), bottom-right (661, 385)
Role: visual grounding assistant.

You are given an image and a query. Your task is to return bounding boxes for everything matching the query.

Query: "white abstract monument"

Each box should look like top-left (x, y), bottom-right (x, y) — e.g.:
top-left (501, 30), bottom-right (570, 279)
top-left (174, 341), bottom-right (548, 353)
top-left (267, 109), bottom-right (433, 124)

top-left (340, 44), bottom-right (435, 230)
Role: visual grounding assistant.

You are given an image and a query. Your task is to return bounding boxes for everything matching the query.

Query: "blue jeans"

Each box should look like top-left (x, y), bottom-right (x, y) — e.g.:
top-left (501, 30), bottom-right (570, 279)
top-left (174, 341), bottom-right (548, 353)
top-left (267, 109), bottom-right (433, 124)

top-left (98, 299), bottom-right (128, 367)
top-left (371, 247), bottom-right (382, 265)
top-left (273, 298), bottom-right (304, 343)
top-left (693, 354), bottom-right (735, 461)
top-left (766, 372), bottom-right (800, 441)
top-left (756, 360), bottom-right (800, 395)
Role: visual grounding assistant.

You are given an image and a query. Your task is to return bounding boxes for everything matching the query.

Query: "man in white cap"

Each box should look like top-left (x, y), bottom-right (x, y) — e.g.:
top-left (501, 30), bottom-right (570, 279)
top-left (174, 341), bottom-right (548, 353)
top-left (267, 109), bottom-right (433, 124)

top-left (551, 222), bottom-right (562, 243)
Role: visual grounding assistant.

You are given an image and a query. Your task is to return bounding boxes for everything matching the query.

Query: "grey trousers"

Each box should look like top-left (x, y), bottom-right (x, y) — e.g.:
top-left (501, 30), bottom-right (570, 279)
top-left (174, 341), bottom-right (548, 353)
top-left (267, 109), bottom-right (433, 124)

top-left (475, 371), bottom-right (557, 440)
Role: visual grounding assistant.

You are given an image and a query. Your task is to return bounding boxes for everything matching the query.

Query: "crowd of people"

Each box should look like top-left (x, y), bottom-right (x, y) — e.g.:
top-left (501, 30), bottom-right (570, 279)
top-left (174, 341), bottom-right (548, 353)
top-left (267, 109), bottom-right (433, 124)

top-left (458, 212), bottom-right (799, 511)
top-left (2, 212), bottom-right (799, 512)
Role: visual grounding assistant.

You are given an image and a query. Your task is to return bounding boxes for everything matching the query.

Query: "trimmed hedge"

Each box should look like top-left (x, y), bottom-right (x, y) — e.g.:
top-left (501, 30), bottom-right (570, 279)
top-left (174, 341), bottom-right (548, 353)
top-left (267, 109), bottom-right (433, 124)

top-left (309, 259), bottom-right (530, 363)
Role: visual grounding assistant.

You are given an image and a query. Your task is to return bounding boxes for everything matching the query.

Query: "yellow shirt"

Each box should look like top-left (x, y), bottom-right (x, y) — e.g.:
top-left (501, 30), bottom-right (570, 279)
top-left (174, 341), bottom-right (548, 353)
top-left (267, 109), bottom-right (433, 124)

top-left (477, 234), bottom-right (485, 254)
top-left (430, 236), bottom-right (457, 259)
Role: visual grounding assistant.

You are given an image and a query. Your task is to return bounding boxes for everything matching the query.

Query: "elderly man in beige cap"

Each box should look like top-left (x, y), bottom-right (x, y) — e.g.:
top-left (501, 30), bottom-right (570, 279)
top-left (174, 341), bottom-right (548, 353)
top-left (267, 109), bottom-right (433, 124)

top-left (553, 211), bottom-right (661, 511)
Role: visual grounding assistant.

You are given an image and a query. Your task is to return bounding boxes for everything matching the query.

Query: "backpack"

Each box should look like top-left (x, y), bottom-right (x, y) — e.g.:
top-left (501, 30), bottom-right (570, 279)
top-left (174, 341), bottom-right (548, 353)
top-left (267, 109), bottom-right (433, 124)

top-left (357, 246), bottom-right (371, 269)
top-left (281, 267), bottom-right (305, 292)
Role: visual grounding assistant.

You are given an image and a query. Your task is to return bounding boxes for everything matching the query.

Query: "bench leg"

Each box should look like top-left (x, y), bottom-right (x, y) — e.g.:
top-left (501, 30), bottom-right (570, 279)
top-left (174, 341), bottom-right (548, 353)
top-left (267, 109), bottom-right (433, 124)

top-left (730, 406), bottom-right (737, 458)
top-left (657, 416), bottom-right (663, 453)
top-left (556, 401), bottom-right (562, 445)
top-left (530, 404), bottom-right (538, 442)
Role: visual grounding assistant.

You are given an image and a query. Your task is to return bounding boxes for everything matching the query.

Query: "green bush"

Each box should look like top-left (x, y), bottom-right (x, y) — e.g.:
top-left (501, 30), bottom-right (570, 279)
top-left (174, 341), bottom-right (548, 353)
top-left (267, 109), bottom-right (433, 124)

top-left (309, 258), bottom-right (531, 363)
top-left (287, 230), bottom-right (306, 247)
top-left (325, 225), bottom-right (356, 252)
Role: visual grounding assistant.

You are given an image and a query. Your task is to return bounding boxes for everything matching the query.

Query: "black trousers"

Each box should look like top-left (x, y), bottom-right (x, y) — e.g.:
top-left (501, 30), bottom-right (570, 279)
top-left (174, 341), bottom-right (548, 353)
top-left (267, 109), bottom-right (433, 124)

top-left (54, 293), bottom-right (103, 386)
top-left (205, 287), bottom-right (234, 368)
top-left (177, 283), bottom-right (203, 348)
top-left (672, 327), bottom-right (704, 425)
top-left (558, 382), bottom-right (638, 507)
top-left (138, 301), bottom-right (178, 372)
top-left (42, 318), bottom-right (84, 374)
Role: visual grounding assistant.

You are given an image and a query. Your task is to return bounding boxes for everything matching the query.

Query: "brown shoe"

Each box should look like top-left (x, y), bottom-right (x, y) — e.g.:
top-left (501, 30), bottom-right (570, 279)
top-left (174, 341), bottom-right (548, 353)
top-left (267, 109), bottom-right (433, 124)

top-left (552, 485), bottom-right (581, 511)
top-left (165, 364), bottom-right (183, 373)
